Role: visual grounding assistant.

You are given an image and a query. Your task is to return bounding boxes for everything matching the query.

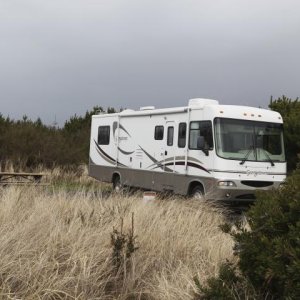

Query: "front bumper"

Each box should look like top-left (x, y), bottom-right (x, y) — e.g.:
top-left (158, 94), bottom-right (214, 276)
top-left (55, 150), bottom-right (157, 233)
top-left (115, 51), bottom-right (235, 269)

top-left (206, 180), bottom-right (282, 203)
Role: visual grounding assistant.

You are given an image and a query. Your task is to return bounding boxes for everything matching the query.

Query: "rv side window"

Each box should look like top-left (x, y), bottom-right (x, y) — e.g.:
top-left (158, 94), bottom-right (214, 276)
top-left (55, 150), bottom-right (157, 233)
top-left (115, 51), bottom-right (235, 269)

top-left (154, 126), bottom-right (164, 140)
top-left (98, 126), bottom-right (110, 145)
top-left (178, 123), bottom-right (187, 148)
top-left (189, 121), bottom-right (213, 150)
top-left (167, 126), bottom-right (174, 146)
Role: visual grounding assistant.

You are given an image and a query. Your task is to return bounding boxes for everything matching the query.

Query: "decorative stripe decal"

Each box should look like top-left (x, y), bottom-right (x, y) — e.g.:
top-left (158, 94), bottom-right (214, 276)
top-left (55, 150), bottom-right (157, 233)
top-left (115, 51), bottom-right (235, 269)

top-left (113, 122), bottom-right (118, 137)
top-left (94, 140), bottom-right (127, 167)
top-left (113, 121), bottom-right (132, 138)
top-left (95, 147), bottom-right (115, 165)
top-left (152, 161), bottom-right (210, 174)
top-left (148, 155), bottom-right (203, 169)
top-left (117, 147), bottom-right (135, 155)
top-left (210, 169), bottom-right (286, 175)
top-left (139, 146), bottom-right (173, 172)
top-left (94, 140), bottom-right (115, 162)
top-left (139, 146), bottom-right (158, 165)
top-left (112, 122), bottom-right (134, 156)
top-left (174, 161), bottom-right (210, 174)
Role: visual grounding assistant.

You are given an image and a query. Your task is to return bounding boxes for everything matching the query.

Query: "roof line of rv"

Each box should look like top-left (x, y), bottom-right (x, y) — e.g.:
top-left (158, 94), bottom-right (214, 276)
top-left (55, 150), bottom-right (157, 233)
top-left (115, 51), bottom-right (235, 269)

top-left (94, 98), bottom-right (221, 118)
top-left (94, 107), bottom-right (191, 118)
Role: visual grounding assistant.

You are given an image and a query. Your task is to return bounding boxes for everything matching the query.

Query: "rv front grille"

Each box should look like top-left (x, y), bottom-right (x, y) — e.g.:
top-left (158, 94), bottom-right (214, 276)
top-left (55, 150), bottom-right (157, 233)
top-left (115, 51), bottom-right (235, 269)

top-left (241, 181), bottom-right (273, 188)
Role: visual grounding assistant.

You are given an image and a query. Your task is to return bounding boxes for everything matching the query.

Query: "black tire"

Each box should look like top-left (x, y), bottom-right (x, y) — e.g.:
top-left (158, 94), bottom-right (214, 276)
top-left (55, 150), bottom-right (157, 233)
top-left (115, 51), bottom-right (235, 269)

top-left (113, 175), bottom-right (122, 193)
top-left (190, 185), bottom-right (205, 201)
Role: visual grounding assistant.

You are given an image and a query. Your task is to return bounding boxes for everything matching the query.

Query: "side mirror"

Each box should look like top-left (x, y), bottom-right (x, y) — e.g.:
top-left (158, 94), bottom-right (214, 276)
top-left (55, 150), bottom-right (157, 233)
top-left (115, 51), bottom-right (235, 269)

top-left (197, 136), bottom-right (209, 156)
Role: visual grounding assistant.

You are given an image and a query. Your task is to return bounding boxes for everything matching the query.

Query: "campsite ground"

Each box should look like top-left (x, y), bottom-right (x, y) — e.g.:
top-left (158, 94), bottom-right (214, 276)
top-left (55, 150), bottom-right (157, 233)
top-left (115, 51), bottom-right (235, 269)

top-left (0, 166), bottom-right (235, 299)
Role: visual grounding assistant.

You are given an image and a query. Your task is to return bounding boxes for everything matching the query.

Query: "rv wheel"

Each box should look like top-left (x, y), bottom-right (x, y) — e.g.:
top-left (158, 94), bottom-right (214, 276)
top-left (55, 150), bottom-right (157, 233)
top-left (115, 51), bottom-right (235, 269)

top-left (191, 186), bottom-right (205, 201)
top-left (113, 175), bottom-right (122, 193)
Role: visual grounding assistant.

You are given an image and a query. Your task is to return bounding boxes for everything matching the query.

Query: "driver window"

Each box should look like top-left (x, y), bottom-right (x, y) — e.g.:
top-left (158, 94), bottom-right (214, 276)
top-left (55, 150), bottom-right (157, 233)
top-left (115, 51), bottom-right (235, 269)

top-left (189, 121), bottom-right (213, 150)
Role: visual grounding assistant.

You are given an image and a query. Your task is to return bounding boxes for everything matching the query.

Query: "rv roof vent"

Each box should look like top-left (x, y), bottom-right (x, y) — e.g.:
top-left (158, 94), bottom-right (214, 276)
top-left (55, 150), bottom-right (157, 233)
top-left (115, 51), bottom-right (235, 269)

top-left (188, 98), bottom-right (219, 108)
top-left (140, 106), bottom-right (155, 111)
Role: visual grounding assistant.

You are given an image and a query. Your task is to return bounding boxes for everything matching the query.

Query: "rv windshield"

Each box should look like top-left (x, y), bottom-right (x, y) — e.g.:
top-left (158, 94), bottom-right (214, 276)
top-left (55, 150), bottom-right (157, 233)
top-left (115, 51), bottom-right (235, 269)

top-left (214, 118), bottom-right (285, 163)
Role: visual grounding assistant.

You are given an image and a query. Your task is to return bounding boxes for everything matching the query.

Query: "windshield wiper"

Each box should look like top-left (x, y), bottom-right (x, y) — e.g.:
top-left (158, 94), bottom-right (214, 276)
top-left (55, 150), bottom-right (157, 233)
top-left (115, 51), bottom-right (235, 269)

top-left (240, 145), bottom-right (255, 165)
top-left (261, 150), bottom-right (275, 166)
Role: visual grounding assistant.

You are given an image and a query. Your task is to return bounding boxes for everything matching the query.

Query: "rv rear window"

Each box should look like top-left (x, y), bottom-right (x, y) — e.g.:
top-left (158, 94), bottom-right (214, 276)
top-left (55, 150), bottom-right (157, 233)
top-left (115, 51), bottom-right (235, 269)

top-left (154, 126), bottom-right (164, 140)
top-left (98, 126), bottom-right (110, 145)
top-left (178, 123), bottom-right (187, 148)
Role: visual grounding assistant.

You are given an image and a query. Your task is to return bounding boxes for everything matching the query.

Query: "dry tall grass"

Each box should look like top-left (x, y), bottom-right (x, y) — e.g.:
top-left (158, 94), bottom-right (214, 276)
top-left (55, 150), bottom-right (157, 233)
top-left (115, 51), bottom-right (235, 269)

top-left (0, 168), bottom-right (234, 299)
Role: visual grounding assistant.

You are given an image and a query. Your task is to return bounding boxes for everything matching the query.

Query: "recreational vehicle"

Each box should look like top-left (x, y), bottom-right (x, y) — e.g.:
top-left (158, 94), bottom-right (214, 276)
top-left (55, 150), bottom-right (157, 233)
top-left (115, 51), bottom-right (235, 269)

top-left (88, 98), bottom-right (286, 202)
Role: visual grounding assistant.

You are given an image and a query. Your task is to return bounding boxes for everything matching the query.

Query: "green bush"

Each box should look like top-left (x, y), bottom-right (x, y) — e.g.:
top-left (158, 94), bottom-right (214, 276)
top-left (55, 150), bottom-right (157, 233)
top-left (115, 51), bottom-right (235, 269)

top-left (269, 95), bottom-right (300, 171)
top-left (194, 263), bottom-right (258, 300)
top-left (196, 169), bottom-right (300, 299)
top-left (238, 169), bottom-right (300, 299)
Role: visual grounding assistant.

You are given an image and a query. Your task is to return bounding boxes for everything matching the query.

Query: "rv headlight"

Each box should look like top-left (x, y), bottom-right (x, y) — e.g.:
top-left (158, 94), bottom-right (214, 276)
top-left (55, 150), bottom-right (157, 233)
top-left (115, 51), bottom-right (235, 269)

top-left (218, 181), bottom-right (236, 187)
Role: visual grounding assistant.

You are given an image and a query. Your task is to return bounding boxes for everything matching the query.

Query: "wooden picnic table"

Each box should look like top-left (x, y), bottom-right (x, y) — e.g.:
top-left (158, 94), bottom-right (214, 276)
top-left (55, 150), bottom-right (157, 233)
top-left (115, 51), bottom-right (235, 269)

top-left (0, 172), bottom-right (47, 186)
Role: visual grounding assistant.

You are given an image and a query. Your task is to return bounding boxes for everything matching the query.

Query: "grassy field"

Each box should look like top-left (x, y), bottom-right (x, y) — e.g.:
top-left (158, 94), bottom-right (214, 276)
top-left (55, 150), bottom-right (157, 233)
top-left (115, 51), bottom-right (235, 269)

top-left (0, 167), bottom-right (235, 299)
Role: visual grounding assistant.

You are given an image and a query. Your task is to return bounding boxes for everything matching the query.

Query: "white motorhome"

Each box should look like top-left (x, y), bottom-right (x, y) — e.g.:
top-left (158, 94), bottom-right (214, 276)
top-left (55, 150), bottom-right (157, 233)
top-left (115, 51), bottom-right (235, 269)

top-left (89, 98), bottom-right (286, 202)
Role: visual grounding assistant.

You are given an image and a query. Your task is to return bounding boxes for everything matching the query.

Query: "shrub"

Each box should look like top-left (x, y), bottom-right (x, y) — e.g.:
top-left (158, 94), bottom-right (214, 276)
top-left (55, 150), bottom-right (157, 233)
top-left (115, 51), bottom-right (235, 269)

top-left (197, 169), bottom-right (300, 299)
top-left (194, 262), bottom-right (258, 300)
top-left (238, 169), bottom-right (300, 298)
top-left (269, 95), bottom-right (300, 171)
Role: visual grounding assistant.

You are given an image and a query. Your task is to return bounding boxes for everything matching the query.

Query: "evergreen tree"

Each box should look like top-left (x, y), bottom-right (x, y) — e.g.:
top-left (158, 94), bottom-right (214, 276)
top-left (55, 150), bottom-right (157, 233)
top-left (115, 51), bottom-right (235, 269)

top-left (269, 95), bottom-right (300, 171)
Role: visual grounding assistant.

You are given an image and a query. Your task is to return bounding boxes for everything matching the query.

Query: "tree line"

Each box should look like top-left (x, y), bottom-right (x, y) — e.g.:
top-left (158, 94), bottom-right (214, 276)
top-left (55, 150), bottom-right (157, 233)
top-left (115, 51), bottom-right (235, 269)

top-left (0, 96), bottom-right (299, 171)
top-left (0, 106), bottom-right (117, 169)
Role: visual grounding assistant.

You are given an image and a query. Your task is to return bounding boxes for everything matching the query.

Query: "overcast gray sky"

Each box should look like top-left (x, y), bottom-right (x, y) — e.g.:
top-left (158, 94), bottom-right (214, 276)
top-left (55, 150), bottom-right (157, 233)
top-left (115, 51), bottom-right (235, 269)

top-left (0, 0), bottom-right (299, 125)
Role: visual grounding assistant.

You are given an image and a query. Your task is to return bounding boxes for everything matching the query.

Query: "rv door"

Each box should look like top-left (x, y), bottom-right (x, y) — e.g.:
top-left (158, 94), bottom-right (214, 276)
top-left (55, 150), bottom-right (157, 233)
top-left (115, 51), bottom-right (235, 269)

top-left (165, 121), bottom-right (176, 172)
